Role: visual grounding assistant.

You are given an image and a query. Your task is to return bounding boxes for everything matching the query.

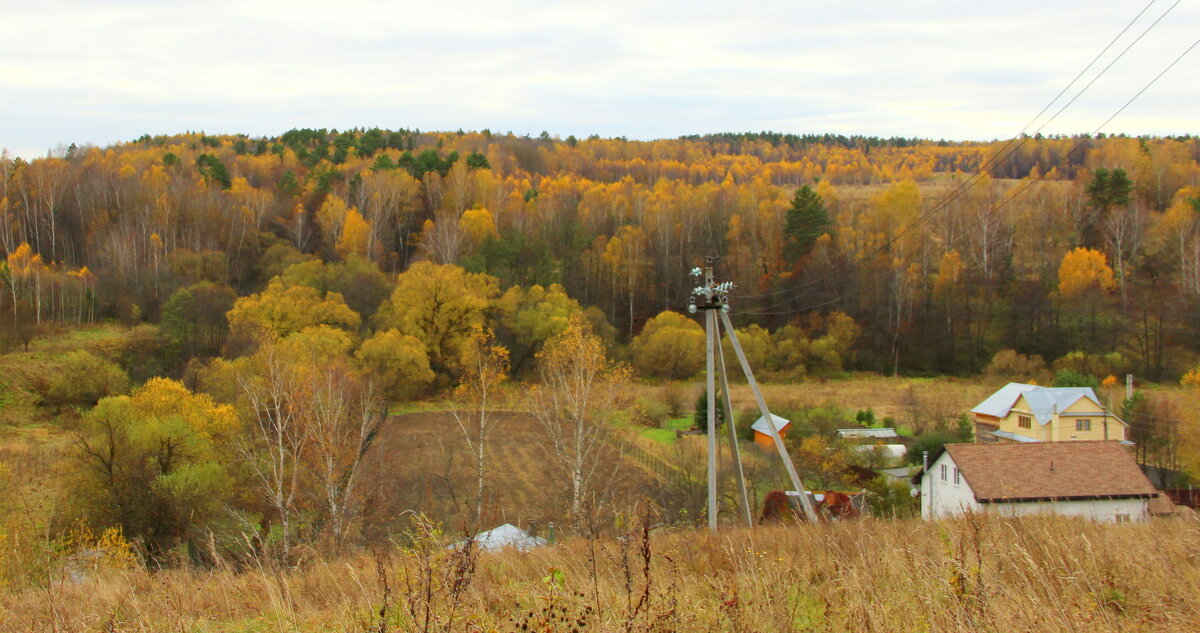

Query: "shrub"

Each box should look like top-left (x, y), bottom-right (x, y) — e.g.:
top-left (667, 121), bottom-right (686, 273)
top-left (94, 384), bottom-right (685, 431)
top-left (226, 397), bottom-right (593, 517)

top-left (632, 397), bottom-right (669, 428)
top-left (1052, 370), bottom-right (1099, 390)
top-left (984, 349), bottom-right (1046, 380)
top-left (906, 430), bottom-right (957, 465)
top-left (658, 384), bottom-right (689, 418)
top-left (631, 312), bottom-right (705, 379)
top-left (42, 350), bottom-right (130, 409)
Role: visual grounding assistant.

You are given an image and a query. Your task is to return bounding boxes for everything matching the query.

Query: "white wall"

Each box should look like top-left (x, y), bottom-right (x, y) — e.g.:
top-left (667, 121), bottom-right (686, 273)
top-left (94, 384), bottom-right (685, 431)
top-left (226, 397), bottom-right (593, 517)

top-left (987, 498), bottom-right (1148, 523)
top-left (921, 452), bottom-right (979, 519)
top-left (921, 452), bottom-right (1149, 522)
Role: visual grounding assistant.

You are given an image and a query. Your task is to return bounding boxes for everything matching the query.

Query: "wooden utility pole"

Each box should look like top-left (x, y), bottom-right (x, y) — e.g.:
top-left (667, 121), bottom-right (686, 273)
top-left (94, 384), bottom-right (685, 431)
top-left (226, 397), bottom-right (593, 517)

top-left (689, 258), bottom-right (818, 528)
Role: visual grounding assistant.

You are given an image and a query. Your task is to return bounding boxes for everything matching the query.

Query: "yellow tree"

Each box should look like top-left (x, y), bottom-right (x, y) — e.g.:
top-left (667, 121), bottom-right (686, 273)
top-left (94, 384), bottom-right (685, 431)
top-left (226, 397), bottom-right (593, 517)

top-left (335, 207), bottom-right (371, 260)
top-left (227, 278), bottom-right (361, 339)
top-left (71, 378), bottom-right (237, 559)
top-left (355, 329), bottom-right (435, 401)
top-left (458, 207), bottom-right (498, 246)
top-left (1058, 247), bottom-right (1116, 297)
top-left (374, 261), bottom-right (499, 379)
top-left (602, 224), bottom-right (648, 336)
top-left (494, 283), bottom-right (584, 371)
top-left (1058, 247), bottom-right (1116, 352)
top-left (316, 194), bottom-right (351, 246)
top-left (630, 310), bottom-right (706, 379)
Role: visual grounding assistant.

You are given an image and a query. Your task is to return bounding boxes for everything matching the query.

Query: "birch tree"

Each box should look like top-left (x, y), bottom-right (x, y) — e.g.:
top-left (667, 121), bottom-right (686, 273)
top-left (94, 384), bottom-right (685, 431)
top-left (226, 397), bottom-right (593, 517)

top-left (526, 316), bottom-right (629, 527)
top-left (449, 326), bottom-right (510, 525)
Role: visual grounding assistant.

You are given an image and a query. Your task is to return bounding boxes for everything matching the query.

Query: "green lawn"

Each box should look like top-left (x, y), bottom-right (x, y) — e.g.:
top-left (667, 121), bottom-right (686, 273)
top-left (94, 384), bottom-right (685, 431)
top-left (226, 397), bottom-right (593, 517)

top-left (664, 417), bottom-right (692, 430)
top-left (640, 428), bottom-right (678, 443)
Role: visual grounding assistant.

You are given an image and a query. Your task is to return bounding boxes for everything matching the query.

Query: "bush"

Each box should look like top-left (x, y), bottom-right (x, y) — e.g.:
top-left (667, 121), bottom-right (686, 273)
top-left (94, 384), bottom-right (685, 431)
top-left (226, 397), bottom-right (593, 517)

top-left (42, 350), bottom-right (130, 409)
top-left (658, 384), bottom-right (689, 418)
top-left (631, 312), bottom-right (705, 379)
top-left (984, 349), bottom-right (1046, 380)
top-left (906, 431), bottom-right (957, 465)
top-left (1052, 370), bottom-right (1099, 390)
top-left (863, 475), bottom-right (918, 518)
top-left (632, 397), bottom-right (670, 428)
top-left (1053, 351), bottom-right (1127, 379)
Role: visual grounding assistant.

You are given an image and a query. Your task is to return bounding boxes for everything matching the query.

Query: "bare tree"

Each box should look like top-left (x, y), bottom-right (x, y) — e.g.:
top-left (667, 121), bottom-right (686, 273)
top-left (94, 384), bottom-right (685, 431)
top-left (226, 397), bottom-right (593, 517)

top-left (237, 342), bottom-right (309, 560)
top-left (305, 360), bottom-right (386, 547)
top-left (526, 316), bottom-right (630, 527)
top-left (449, 326), bottom-right (510, 525)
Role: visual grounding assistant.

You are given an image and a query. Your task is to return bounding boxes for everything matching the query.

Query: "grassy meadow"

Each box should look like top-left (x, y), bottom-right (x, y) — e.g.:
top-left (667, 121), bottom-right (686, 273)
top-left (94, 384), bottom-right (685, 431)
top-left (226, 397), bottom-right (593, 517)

top-left (3, 327), bottom-right (1200, 632)
top-left (2, 514), bottom-right (1198, 632)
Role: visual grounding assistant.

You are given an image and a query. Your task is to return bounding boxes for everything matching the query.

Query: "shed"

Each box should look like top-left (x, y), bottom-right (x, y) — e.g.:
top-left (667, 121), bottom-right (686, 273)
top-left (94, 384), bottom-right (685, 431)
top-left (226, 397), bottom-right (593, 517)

top-left (916, 441), bottom-right (1156, 522)
top-left (751, 413), bottom-right (790, 449)
top-left (838, 428), bottom-right (899, 439)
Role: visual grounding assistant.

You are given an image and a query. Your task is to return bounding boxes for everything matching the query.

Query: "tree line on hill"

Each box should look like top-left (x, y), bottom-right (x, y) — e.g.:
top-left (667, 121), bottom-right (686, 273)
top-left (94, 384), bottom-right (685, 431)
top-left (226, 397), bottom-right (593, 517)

top-left (2, 129), bottom-right (1199, 379)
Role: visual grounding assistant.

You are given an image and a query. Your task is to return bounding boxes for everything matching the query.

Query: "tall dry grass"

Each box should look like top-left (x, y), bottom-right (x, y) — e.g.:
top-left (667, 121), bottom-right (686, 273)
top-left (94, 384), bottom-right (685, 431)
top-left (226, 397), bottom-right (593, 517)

top-left (2, 513), bottom-right (1198, 632)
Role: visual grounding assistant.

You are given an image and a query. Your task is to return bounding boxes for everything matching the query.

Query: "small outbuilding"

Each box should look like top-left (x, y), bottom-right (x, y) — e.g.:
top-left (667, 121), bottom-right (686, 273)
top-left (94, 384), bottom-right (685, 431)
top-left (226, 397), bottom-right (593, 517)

top-left (917, 441), bottom-right (1157, 522)
top-left (837, 428), bottom-right (899, 440)
top-left (751, 413), bottom-right (790, 449)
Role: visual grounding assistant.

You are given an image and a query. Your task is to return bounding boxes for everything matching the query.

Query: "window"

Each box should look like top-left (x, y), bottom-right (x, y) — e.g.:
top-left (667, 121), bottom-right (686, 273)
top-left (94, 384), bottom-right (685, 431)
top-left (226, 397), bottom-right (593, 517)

top-left (1018, 415), bottom-right (1032, 429)
top-left (1076, 419), bottom-right (1091, 432)
top-left (1114, 514), bottom-right (1130, 524)
top-left (953, 468), bottom-right (960, 485)
top-left (941, 464), bottom-right (947, 481)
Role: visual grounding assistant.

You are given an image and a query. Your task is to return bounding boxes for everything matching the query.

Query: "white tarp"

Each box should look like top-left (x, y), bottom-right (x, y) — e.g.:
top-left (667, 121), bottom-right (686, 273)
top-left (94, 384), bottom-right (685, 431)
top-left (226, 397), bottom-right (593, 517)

top-left (467, 523), bottom-right (547, 552)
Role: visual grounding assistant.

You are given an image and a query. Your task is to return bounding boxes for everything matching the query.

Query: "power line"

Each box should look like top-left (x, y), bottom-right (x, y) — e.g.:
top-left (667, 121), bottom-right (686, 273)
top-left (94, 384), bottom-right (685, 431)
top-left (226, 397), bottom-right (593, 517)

top-left (734, 0), bottom-right (1176, 307)
top-left (736, 30), bottom-right (1200, 319)
top-left (942, 31), bottom-right (1200, 250)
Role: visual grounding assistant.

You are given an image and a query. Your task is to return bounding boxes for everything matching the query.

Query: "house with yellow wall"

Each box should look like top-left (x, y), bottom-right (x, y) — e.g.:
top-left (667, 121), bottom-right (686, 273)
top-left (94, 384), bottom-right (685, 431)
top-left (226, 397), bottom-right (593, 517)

top-left (971, 383), bottom-right (1128, 444)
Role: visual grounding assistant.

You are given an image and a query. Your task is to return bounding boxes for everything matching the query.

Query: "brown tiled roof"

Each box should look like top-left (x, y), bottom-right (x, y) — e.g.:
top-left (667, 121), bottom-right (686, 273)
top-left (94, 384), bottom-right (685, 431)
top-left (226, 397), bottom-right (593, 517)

top-left (945, 441), bottom-right (1157, 503)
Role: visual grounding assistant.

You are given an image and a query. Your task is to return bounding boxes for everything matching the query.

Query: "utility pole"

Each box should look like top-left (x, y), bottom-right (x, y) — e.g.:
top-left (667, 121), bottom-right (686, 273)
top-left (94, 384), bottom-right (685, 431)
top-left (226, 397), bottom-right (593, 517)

top-left (689, 258), bottom-right (819, 527)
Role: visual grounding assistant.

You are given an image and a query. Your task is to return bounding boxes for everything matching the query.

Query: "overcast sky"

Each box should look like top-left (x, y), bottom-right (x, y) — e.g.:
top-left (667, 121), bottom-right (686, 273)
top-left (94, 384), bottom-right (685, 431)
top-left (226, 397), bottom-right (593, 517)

top-left (2, 0), bottom-right (1198, 159)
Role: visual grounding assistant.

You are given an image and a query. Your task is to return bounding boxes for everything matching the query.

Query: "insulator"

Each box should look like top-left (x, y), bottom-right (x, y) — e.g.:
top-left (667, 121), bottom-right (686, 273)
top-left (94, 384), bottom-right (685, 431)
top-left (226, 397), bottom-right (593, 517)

top-left (688, 304), bottom-right (698, 314)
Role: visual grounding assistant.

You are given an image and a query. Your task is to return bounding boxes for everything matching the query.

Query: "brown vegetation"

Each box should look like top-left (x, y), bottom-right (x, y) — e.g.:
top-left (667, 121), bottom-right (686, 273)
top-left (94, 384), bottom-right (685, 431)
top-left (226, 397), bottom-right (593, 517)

top-left (1, 514), bottom-right (1197, 632)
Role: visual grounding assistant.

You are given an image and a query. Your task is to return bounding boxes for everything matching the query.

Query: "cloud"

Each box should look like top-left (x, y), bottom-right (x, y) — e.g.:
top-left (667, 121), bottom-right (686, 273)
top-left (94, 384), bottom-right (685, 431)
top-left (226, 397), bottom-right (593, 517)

top-left (2, 0), bottom-right (1198, 158)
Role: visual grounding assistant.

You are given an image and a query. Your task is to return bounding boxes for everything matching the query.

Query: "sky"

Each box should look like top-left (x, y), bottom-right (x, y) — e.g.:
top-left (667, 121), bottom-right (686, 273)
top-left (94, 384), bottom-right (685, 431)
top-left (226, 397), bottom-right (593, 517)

top-left (1, 0), bottom-right (1198, 159)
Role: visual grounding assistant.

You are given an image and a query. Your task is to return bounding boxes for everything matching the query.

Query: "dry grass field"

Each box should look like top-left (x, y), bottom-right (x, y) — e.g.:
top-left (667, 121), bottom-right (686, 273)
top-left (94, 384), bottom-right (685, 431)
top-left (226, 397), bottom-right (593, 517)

top-left (356, 410), bottom-right (657, 537)
top-left (2, 514), bottom-right (1197, 633)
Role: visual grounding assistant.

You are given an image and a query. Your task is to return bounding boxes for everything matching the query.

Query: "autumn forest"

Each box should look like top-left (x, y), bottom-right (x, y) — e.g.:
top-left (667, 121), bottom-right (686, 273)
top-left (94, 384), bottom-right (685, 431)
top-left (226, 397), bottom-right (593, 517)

top-left (4, 129), bottom-right (1200, 377)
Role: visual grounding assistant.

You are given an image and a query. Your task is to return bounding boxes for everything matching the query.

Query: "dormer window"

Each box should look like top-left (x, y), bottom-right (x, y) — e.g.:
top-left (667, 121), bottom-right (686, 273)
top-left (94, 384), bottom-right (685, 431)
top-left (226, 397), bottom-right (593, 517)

top-left (1018, 415), bottom-right (1032, 429)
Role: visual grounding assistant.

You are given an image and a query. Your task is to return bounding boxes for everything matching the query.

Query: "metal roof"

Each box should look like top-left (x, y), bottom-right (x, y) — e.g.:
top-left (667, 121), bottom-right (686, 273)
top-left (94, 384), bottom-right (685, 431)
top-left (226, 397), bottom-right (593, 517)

top-left (751, 413), bottom-right (790, 437)
top-left (972, 383), bottom-right (1102, 425)
top-left (838, 428), bottom-right (899, 438)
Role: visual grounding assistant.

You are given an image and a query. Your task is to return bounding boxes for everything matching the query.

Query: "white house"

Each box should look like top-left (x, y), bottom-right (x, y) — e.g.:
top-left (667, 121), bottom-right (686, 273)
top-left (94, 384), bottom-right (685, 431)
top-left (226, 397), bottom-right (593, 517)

top-left (919, 441), bottom-right (1156, 522)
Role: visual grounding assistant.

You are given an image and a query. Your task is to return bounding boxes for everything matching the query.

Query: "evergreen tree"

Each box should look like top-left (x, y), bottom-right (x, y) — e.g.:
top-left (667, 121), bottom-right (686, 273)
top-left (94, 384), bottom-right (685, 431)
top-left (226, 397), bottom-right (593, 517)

top-left (783, 185), bottom-right (831, 264)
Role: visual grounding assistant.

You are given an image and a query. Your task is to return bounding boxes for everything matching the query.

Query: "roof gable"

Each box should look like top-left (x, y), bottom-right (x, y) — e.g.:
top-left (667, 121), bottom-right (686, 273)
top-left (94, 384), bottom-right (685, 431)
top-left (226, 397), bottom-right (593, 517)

top-left (945, 441), bottom-right (1156, 502)
top-left (973, 383), bottom-right (1103, 424)
top-left (971, 382), bottom-right (1037, 417)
